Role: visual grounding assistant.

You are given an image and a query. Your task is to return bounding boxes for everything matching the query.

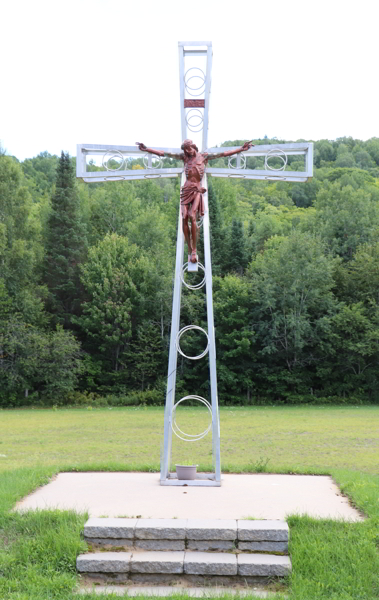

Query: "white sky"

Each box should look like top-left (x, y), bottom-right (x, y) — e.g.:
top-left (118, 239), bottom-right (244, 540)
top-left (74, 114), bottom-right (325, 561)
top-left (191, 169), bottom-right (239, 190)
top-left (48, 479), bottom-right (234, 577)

top-left (1, 0), bottom-right (378, 161)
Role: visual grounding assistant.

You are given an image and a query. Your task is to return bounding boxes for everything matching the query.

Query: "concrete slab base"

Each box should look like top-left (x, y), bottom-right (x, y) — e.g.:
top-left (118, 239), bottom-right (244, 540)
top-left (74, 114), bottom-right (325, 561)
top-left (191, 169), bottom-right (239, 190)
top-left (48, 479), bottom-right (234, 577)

top-left (15, 473), bottom-right (362, 521)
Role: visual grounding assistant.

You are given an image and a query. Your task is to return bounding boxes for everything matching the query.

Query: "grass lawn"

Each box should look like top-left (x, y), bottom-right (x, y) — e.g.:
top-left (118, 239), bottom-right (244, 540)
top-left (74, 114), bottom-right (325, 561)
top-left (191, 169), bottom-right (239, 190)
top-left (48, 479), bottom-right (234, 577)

top-left (0, 405), bottom-right (378, 599)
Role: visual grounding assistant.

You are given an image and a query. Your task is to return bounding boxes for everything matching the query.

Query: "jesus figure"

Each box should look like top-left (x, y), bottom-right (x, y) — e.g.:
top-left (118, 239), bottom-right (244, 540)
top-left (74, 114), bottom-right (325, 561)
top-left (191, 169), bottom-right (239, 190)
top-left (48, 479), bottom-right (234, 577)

top-left (136, 139), bottom-right (253, 263)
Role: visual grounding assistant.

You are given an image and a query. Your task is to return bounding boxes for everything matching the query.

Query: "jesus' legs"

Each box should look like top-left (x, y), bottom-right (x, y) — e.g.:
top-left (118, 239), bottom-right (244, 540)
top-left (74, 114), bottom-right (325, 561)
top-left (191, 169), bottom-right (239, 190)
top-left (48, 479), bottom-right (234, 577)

top-left (182, 216), bottom-right (192, 257)
top-left (189, 217), bottom-right (198, 262)
top-left (188, 193), bottom-right (201, 263)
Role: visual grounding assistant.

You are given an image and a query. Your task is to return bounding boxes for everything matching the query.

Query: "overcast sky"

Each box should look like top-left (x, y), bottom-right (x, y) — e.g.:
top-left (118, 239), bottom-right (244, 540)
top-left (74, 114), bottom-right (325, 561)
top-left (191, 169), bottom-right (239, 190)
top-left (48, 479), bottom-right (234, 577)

top-left (2, 0), bottom-right (378, 161)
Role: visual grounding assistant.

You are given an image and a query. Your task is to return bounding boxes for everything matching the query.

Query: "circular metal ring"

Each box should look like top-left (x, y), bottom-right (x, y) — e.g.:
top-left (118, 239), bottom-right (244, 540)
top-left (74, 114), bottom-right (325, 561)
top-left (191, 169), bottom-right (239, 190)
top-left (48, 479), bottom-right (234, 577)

top-left (186, 74), bottom-right (206, 91)
top-left (265, 148), bottom-right (288, 172)
top-left (187, 123), bottom-right (203, 133)
top-left (103, 176), bottom-right (125, 181)
top-left (185, 68), bottom-right (206, 97)
top-left (181, 261), bottom-right (206, 290)
top-left (171, 395), bottom-right (212, 442)
top-left (102, 150), bottom-right (125, 171)
top-left (144, 174), bottom-right (162, 179)
top-left (265, 176), bottom-right (287, 181)
top-left (143, 154), bottom-right (163, 170)
top-left (176, 325), bottom-right (209, 360)
top-left (186, 108), bottom-right (204, 133)
top-left (185, 68), bottom-right (206, 90)
top-left (228, 154), bottom-right (247, 170)
top-left (228, 174), bottom-right (246, 178)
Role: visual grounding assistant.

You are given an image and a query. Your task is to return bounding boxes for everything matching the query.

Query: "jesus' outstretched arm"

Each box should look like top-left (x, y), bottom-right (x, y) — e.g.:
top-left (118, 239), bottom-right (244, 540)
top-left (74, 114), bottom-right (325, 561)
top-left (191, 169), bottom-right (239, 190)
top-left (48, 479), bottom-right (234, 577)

top-left (207, 141), bottom-right (254, 161)
top-left (136, 143), bottom-right (184, 160)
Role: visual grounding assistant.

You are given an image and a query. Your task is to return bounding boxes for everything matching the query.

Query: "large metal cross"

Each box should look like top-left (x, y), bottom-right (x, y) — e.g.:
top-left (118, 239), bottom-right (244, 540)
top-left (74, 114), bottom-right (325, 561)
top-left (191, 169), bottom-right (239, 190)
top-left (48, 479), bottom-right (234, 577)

top-left (77, 41), bottom-right (313, 487)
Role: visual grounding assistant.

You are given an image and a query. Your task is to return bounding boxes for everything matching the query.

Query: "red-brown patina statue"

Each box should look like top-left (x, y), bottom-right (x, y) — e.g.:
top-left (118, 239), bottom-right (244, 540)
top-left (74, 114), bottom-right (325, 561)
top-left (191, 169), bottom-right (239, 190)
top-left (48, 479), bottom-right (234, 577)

top-left (136, 140), bottom-right (253, 263)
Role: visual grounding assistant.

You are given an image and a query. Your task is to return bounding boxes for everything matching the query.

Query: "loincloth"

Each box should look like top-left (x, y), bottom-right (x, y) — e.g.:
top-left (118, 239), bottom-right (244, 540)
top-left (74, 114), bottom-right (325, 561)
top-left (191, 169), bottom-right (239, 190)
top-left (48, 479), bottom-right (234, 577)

top-left (180, 181), bottom-right (206, 219)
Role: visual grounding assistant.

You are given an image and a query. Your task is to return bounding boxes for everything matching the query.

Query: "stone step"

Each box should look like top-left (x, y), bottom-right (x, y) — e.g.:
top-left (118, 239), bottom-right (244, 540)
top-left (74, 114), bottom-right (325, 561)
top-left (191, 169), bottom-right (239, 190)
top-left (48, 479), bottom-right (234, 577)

top-left (77, 550), bottom-right (291, 583)
top-left (83, 518), bottom-right (289, 554)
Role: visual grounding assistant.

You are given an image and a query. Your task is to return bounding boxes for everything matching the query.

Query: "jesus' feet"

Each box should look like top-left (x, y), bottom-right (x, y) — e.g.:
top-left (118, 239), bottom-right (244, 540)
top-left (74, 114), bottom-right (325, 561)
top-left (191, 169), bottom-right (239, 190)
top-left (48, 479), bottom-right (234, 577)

top-left (190, 249), bottom-right (197, 263)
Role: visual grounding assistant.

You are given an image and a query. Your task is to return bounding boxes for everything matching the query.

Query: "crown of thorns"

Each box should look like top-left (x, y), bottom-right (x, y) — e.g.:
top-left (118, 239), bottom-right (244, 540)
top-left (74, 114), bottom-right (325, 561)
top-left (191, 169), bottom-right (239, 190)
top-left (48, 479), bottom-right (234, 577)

top-left (181, 139), bottom-right (198, 152)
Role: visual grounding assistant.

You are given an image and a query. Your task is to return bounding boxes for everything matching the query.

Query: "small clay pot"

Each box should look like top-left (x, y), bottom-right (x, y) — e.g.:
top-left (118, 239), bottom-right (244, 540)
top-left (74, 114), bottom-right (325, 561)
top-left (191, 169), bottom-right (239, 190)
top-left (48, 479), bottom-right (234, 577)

top-left (175, 464), bottom-right (197, 480)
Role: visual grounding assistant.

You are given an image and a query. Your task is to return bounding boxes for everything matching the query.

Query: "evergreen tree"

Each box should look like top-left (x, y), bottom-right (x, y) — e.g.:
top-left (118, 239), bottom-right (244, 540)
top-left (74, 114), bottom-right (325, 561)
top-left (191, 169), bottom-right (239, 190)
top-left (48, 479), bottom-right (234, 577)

top-left (225, 218), bottom-right (247, 275)
top-left (207, 181), bottom-right (225, 276)
top-left (44, 152), bottom-right (87, 325)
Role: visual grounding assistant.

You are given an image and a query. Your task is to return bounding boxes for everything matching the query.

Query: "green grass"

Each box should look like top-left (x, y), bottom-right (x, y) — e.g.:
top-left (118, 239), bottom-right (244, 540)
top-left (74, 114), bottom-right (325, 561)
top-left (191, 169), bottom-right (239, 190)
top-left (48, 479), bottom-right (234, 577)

top-left (1, 406), bottom-right (378, 473)
top-left (0, 406), bottom-right (378, 599)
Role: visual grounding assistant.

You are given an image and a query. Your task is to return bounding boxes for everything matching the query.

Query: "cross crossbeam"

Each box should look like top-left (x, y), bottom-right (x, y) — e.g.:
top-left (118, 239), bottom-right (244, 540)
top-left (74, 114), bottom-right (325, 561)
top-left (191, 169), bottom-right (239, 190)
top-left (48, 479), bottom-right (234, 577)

top-left (77, 142), bottom-right (313, 183)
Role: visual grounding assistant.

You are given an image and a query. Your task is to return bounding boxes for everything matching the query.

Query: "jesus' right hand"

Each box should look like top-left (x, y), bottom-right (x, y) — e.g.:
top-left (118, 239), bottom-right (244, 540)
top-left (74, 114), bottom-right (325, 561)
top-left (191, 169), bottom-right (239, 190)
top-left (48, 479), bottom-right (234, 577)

top-left (136, 142), bottom-right (147, 151)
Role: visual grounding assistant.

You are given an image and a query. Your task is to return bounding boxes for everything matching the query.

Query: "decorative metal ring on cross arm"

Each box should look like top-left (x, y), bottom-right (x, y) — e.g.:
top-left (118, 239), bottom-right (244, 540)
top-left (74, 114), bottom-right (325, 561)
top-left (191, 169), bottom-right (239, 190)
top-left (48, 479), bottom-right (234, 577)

top-left (171, 395), bottom-right (212, 442)
top-left (185, 67), bottom-right (206, 97)
top-left (186, 108), bottom-right (204, 133)
top-left (102, 150), bottom-right (125, 171)
top-left (176, 325), bottom-right (209, 360)
top-left (265, 176), bottom-right (287, 181)
top-left (228, 174), bottom-right (246, 178)
top-left (143, 154), bottom-right (163, 169)
top-left (181, 261), bottom-right (206, 290)
top-left (228, 154), bottom-right (247, 170)
top-left (103, 176), bottom-right (126, 181)
top-left (144, 174), bottom-right (162, 179)
top-left (265, 148), bottom-right (288, 172)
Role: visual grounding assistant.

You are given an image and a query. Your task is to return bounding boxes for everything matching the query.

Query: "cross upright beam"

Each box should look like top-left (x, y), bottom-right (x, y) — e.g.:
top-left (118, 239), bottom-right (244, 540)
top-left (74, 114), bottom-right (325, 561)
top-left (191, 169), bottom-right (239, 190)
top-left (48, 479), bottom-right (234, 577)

top-left (160, 41), bottom-right (221, 486)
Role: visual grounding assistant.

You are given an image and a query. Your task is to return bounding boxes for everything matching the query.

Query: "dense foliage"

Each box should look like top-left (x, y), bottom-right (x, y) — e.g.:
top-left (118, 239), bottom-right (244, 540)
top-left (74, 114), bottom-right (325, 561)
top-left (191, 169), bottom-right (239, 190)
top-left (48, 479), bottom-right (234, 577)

top-left (1, 137), bottom-right (379, 405)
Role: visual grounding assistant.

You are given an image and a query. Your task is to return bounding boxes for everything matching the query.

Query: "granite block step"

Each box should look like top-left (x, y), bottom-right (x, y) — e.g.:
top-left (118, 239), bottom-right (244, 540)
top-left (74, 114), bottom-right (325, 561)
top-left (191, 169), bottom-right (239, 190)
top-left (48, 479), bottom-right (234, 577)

top-left (84, 518), bottom-right (137, 539)
top-left (237, 520), bottom-right (289, 542)
top-left (135, 519), bottom-right (187, 540)
top-left (184, 551), bottom-right (237, 575)
top-left (83, 518), bottom-right (289, 554)
top-left (76, 550), bottom-right (292, 581)
top-left (131, 551), bottom-right (184, 574)
top-left (77, 552), bottom-right (132, 573)
top-left (238, 554), bottom-right (291, 577)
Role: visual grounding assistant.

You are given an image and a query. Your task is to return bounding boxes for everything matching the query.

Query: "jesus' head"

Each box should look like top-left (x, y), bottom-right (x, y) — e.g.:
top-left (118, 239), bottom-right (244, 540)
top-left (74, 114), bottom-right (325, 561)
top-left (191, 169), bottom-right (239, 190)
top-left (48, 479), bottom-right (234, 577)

top-left (181, 139), bottom-right (198, 156)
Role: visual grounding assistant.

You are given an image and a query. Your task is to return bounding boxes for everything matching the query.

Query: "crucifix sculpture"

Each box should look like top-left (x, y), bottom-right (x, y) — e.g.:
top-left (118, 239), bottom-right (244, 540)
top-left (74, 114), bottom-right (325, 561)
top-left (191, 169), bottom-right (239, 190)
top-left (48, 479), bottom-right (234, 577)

top-left (77, 41), bottom-right (313, 487)
top-left (136, 139), bottom-right (253, 263)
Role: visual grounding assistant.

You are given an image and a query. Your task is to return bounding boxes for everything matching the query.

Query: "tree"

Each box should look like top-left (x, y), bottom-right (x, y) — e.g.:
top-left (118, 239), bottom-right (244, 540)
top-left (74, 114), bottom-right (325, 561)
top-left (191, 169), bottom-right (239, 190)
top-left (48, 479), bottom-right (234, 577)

top-left (314, 140), bottom-right (336, 167)
top-left (248, 205), bottom-right (291, 255)
top-left (313, 182), bottom-right (379, 260)
top-left (127, 207), bottom-right (175, 341)
top-left (224, 219), bottom-right (247, 275)
top-left (207, 181), bottom-right (225, 276)
top-left (335, 153), bottom-right (356, 168)
top-left (0, 155), bottom-right (31, 244)
top-left (365, 138), bottom-right (379, 166)
top-left (0, 318), bottom-right (82, 403)
top-left (123, 322), bottom-right (166, 391)
top-left (44, 152), bottom-right (87, 325)
top-left (0, 154), bottom-right (46, 316)
top-left (318, 303), bottom-right (379, 399)
top-left (290, 178), bottom-right (321, 208)
top-left (248, 232), bottom-right (339, 397)
top-left (21, 152), bottom-right (59, 199)
top-left (347, 242), bottom-right (379, 306)
top-left (74, 233), bottom-right (156, 374)
top-left (213, 275), bottom-right (254, 401)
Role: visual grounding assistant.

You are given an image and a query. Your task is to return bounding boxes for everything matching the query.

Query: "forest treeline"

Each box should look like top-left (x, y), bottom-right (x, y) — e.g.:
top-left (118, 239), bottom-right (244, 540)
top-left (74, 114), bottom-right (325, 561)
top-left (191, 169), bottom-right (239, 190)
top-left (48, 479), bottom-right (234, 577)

top-left (1, 136), bottom-right (379, 406)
